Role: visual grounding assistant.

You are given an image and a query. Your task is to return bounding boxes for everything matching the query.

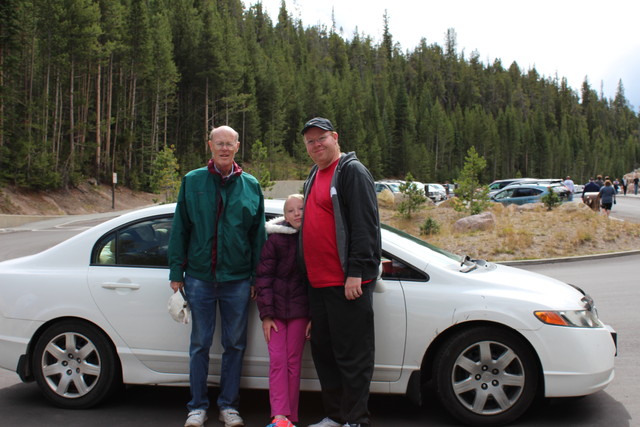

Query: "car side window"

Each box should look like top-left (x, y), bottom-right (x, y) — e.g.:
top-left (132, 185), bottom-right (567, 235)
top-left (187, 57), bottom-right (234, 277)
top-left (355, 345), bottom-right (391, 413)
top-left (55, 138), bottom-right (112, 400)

top-left (92, 216), bottom-right (173, 267)
top-left (494, 189), bottom-right (514, 200)
top-left (513, 188), bottom-right (539, 198)
top-left (380, 252), bottom-right (428, 281)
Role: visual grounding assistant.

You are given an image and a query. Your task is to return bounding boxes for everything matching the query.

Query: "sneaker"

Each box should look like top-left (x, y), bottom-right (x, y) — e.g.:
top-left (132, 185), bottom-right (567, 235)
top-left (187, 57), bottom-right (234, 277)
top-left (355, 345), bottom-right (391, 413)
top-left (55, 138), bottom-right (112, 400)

top-left (184, 409), bottom-right (207, 427)
top-left (266, 417), bottom-right (296, 427)
top-left (308, 418), bottom-right (342, 427)
top-left (219, 408), bottom-right (244, 427)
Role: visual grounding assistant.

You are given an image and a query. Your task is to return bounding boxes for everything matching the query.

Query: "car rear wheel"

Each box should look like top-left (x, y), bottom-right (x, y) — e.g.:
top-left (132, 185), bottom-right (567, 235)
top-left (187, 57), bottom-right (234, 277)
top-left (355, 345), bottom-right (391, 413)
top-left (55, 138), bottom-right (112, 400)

top-left (434, 326), bottom-right (539, 426)
top-left (32, 320), bottom-right (121, 408)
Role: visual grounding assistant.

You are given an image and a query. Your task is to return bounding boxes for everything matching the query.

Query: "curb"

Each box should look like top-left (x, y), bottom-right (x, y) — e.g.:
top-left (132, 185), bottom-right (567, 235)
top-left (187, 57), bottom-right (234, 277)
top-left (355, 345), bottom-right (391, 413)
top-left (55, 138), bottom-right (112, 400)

top-left (498, 249), bottom-right (640, 266)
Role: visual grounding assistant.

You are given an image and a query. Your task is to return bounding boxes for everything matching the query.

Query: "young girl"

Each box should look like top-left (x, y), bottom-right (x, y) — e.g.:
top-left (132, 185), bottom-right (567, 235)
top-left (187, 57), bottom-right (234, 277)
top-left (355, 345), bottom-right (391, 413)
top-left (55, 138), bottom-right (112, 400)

top-left (255, 194), bottom-right (310, 427)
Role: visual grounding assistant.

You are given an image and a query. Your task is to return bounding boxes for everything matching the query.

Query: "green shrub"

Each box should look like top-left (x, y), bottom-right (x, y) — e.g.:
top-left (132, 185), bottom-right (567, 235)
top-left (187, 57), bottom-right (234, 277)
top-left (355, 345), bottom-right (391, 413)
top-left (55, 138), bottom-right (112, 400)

top-left (150, 145), bottom-right (180, 203)
top-left (541, 189), bottom-right (561, 210)
top-left (453, 147), bottom-right (491, 215)
top-left (398, 172), bottom-right (426, 218)
top-left (420, 217), bottom-right (441, 235)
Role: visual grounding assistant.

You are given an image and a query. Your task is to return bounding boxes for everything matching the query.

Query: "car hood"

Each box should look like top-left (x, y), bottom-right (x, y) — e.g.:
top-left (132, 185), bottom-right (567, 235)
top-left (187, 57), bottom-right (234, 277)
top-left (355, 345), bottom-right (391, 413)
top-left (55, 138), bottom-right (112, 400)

top-left (444, 260), bottom-right (588, 310)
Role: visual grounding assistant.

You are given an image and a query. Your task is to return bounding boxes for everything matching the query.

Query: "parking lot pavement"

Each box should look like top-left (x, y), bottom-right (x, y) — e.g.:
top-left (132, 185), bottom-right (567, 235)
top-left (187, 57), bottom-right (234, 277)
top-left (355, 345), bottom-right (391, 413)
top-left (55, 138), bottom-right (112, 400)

top-left (0, 368), bottom-right (20, 388)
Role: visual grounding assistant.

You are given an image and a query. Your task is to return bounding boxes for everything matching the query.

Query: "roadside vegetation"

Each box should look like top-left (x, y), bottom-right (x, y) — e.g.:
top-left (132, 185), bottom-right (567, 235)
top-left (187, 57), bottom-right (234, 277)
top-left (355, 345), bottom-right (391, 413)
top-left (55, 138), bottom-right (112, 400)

top-left (3, 180), bottom-right (640, 262)
top-left (374, 144), bottom-right (640, 262)
top-left (381, 200), bottom-right (640, 262)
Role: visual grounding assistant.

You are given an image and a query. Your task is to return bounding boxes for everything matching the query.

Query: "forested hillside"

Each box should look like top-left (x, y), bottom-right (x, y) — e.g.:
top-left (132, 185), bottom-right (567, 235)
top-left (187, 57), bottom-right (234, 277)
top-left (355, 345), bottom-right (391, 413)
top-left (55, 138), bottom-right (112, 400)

top-left (1, 0), bottom-right (638, 191)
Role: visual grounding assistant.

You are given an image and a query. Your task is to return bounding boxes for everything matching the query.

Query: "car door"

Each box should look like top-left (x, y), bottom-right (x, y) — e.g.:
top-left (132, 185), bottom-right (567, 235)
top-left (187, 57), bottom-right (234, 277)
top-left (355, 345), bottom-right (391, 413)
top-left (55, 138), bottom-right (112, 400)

top-left (87, 215), bottom-right (192, 374)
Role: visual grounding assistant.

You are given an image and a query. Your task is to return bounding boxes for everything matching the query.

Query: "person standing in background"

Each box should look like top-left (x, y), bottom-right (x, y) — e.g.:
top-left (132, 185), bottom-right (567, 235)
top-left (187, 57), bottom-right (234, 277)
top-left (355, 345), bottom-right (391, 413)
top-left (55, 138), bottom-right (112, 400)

top-left (598, 179), bottom-right (616, 217)
top-left (563, 176), bottom-right (575, 201)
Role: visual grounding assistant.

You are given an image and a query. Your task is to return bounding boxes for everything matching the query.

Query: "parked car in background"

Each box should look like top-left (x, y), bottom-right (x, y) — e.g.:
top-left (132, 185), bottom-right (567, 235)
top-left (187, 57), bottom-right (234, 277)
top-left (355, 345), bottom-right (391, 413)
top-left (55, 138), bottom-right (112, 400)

top-left (444, 183), bottom-right (456, 197)
top-left (488, 178), bottom-right (536, 196)
top-left (502, 179), bottom-right (570, 193)
top-left (410, 181), bottom-right (428, 198)
top-left (491, 183), bottom-right (570, 205)
top-left (375, 180), bottom-right (402, 194)
top-left (534, 178), bottom-right (565, 186)
top-left (425, 183), bottom-right (447, 202)
top-left (0, 200), bottom-right (616, 426)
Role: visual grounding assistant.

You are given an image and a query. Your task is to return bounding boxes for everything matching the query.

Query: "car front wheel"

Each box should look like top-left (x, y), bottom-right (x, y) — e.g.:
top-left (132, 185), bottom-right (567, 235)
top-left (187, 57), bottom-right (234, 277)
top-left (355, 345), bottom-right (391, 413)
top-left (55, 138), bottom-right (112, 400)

top-left (32, 320), bottom-right (121, 408)
top-left (434, 326), bottom-right (539, 426)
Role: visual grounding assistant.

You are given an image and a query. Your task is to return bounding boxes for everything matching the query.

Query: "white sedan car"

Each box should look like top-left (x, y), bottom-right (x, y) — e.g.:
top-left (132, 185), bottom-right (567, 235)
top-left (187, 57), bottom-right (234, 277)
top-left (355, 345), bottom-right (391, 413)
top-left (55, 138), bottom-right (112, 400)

top-left (0, 200), bottom-right (616, 426)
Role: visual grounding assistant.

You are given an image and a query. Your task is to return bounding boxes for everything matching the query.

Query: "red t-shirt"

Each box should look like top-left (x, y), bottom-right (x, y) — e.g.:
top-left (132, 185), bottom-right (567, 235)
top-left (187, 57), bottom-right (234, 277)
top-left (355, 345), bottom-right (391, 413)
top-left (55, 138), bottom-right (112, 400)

top-left (303, 159), bottom-right (344, 288)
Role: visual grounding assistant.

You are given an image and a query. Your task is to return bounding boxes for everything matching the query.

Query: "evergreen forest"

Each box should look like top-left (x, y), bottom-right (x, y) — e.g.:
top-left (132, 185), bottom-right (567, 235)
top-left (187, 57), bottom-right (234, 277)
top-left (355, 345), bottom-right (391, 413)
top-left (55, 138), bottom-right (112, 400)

top-left (1, 0), bottom-right (638, 191)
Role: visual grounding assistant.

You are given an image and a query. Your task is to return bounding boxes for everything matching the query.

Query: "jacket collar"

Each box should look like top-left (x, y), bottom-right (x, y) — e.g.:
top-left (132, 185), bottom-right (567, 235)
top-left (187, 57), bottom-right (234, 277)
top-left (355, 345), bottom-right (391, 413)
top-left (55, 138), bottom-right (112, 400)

top-left (207, 159), bottom-right (243, 180)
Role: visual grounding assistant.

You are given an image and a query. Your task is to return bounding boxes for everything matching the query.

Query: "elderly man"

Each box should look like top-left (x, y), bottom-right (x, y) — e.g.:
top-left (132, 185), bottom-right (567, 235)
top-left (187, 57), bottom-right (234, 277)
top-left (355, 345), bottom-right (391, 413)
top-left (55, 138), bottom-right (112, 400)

top-left (168, 125), bottom-right (266, 427)
top-left (299, 117), bottom-right (381, 427)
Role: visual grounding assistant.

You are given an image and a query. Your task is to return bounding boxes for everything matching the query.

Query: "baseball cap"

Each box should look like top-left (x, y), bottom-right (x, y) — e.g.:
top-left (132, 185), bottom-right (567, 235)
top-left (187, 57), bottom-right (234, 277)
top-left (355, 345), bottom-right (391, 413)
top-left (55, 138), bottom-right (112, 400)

top-left (301, 117), bottom-right (335, 135)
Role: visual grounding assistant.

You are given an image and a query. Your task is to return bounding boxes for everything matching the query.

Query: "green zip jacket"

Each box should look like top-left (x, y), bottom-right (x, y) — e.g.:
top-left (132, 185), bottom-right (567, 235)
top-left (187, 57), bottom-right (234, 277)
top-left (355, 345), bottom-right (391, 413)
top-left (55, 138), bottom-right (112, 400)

top-left (168, 164), bottom-right (266, 283)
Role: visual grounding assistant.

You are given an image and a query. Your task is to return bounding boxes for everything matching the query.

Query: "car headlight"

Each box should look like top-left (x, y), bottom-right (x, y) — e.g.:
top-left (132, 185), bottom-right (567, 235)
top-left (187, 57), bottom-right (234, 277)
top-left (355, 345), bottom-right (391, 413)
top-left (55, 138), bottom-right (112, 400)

top-left (534, 310), bottom-right (604, 328)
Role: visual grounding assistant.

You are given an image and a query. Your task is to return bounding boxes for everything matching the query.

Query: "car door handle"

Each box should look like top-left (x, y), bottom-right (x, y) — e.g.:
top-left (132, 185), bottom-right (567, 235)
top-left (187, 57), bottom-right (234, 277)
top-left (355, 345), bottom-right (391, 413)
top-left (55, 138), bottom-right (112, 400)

top-left (101, 282), bottom-right (141, 290)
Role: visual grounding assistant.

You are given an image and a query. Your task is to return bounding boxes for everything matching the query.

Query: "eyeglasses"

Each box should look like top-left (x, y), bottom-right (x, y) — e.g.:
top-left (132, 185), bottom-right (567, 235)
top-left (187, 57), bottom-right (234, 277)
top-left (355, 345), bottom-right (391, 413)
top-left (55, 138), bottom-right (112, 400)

top-left (212, 141), bottom-right (237, 149)
top-left (304, 133), bottom-right (332, 145)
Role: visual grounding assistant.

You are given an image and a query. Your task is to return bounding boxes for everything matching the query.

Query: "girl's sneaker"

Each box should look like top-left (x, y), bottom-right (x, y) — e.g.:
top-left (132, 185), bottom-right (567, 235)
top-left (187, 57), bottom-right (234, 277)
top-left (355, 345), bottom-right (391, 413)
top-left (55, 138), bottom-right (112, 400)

top-left (266, 417), bottom-right (296, 427)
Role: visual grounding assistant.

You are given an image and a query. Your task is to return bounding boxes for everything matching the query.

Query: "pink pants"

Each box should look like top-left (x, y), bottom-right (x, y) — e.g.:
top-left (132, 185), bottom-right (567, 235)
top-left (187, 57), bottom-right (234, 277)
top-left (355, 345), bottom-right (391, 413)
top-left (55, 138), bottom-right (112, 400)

top-left (268, 317), bottom-right (309, 422)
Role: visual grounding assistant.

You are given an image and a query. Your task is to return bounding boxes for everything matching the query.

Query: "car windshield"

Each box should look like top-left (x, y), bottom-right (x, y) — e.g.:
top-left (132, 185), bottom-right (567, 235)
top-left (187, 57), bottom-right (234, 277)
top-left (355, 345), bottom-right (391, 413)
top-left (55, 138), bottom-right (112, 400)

top-left (381, 223), bottom-right (461, 262)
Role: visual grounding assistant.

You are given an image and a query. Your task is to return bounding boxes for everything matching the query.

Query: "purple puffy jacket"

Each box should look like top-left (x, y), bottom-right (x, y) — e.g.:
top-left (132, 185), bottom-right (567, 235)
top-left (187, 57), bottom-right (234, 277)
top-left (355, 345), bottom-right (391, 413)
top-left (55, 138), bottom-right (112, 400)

top-left (255, 217), bottom-right (309, 320)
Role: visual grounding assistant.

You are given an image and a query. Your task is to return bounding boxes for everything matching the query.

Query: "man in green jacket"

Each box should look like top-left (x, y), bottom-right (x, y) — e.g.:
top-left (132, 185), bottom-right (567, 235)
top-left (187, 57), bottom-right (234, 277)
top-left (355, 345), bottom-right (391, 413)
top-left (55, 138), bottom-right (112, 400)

top-left (168, 125), bottom-right (266, 427)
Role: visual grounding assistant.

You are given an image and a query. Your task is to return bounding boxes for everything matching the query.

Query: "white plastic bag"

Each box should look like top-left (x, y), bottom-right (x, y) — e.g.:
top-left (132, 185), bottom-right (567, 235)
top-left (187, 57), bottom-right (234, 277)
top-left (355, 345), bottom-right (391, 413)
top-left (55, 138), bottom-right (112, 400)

top-left (167, 289), bottom-right (190, 324)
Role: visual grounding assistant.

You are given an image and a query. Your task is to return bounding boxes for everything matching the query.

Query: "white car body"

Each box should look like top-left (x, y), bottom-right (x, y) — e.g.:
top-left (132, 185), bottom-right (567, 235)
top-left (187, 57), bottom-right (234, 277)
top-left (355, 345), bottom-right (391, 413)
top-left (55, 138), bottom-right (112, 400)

top-left (425, 183), bottom-right (447, 201)
top-left (0, 200), bottom-right (616, 425)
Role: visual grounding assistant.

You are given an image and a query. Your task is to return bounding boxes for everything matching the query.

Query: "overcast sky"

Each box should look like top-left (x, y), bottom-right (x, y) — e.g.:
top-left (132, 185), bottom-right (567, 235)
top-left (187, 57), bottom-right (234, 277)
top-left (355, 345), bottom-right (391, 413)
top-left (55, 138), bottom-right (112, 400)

top-left (258, 0), bottom-right (640, 110)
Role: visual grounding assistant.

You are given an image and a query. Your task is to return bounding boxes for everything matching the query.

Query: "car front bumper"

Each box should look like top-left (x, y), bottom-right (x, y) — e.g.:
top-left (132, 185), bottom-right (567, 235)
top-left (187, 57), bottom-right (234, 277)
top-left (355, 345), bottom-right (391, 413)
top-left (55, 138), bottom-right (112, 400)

top-left (524, 323), bottom-right (617, 397)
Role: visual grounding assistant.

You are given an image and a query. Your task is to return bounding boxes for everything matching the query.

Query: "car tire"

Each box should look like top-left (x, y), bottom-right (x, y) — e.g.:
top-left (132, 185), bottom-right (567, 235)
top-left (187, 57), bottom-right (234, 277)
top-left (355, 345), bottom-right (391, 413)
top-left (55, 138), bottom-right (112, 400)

top-left (434, 326), bottom-right (539, 426)
top-left (32, 320), bottom-right (121, 408)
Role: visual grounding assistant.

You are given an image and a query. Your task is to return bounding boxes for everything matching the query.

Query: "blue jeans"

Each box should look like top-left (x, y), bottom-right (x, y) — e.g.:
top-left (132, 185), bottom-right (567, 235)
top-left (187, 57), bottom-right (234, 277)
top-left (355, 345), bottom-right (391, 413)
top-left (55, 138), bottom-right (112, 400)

top-left (184, 275), bottom-right (251, 412)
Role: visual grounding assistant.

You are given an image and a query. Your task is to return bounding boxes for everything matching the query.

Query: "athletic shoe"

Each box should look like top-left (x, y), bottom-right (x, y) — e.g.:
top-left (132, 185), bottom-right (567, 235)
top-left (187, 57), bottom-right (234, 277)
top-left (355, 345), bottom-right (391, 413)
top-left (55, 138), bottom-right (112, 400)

top-left (266, 417), bottom-right (296, 427)
top-left (219, 408), bottom-right (244, 427)
top-left (184, 409), bottom-right (207, 427)
top-left (307, 417), bottom-right (342, 427)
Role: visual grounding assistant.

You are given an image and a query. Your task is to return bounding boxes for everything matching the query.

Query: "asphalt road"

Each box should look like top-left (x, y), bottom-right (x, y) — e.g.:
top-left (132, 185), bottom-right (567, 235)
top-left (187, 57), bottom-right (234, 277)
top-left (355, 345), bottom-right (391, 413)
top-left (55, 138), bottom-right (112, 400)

top-left (608, 193), bottom-right (640, 223)
top-left (1, 212), bottom-right (639, 426)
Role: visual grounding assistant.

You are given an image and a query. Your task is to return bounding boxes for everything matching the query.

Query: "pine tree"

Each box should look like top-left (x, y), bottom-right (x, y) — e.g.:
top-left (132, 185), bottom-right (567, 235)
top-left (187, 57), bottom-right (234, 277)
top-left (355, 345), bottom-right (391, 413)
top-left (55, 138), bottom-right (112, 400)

top-left (150, 145), bottom-right (180, 203)
top-left (453, 147), bottom-right (491, 215)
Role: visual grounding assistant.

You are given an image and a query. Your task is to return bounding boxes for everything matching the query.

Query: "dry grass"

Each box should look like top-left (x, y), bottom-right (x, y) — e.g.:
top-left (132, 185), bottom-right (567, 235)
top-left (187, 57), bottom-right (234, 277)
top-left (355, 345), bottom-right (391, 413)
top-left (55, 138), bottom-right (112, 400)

top-left (380, 199), bottom-right (640, 261)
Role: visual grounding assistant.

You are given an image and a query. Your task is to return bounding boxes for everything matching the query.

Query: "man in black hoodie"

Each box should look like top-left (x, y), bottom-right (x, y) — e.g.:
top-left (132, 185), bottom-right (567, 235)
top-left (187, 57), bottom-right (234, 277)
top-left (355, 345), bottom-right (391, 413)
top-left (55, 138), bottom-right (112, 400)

top-left (299, 117), bottom-right (381, 427)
